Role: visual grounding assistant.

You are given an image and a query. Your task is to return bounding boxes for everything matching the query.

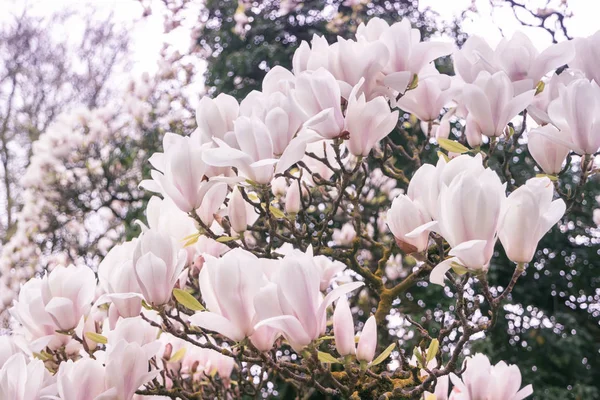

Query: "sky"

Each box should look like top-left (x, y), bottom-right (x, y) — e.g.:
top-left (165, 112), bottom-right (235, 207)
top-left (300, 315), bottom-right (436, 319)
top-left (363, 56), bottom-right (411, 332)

top-left (3, 0), bottom-right (600, 76)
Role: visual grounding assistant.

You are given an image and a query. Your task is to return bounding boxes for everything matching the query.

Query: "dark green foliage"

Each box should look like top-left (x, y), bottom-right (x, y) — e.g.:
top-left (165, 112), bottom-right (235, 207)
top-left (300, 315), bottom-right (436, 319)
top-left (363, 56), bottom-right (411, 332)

top-left (197, 0), bottom-right (463, 100)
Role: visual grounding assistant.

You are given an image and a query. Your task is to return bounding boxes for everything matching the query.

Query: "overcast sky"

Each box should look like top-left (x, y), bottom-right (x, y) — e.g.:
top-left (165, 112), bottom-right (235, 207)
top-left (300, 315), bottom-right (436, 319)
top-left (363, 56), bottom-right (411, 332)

top-left (4, 0), bottom-right (600, 76)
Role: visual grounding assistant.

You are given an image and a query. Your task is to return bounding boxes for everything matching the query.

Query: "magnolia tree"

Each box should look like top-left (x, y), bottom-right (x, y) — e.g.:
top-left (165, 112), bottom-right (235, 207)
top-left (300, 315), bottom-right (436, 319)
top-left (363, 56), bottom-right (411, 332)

top-left (3, 17), bottom-right (600, 400)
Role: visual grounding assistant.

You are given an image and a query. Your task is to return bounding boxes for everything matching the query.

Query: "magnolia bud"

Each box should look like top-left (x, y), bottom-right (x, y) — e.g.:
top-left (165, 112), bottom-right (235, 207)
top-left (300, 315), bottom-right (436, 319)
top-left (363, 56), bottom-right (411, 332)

top-left (228, 186), bottom-right (248, 233)
top-left (333, 296), bottom-right (355, 356)
top-left (285, 182), bottom-right (302, 215)
top-left (356, 315), bottom-right (377, 363)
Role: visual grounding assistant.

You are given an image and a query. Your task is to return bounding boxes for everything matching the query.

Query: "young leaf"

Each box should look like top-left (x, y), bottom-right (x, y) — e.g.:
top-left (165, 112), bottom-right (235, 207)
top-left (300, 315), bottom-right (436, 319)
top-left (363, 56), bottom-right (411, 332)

top-left (413, 347), bottom-right (425, 368)
top-left (183, 233), bottom-right (200, 247)
top-left (269, 205), bottom-right (286, 219)
top-left (437, 151), bottom-right (450, 163)
top-left (536, 173), bottom-right (558, 181)
top-left (169, 347), bottom-right (187, 363)
top-left (85, 332), bottom-right (108, 345)
top-left (216, 236), bottom-right (237, 243)
top-left (371, 343), bottom-right (396, 366)
top-left (317, 351), bottom-right (341, 364)
top-left (173, 288), bottom-right (205, 311)
top-left (425, 339), bottom-right (439, 364)
top-left (437, 138), bottom-right (469, 154)
top-left (535, 80), bottom-right (545, 96)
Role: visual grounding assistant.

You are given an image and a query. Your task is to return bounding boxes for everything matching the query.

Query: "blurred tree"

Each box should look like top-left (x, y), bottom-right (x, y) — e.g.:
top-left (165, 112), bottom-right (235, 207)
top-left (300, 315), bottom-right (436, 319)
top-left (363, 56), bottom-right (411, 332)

top-left (0, 9), bottom-right (129, 241)
top-left (195, 0), bottom-right (465, 99)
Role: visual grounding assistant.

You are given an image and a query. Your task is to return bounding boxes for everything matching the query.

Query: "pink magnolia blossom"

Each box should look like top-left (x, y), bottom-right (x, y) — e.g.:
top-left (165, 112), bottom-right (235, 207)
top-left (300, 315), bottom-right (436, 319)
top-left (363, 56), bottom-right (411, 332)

top-left (132, 230), bottom-right (187, 306)
top-left (498, 177), bottom-right (566, 263)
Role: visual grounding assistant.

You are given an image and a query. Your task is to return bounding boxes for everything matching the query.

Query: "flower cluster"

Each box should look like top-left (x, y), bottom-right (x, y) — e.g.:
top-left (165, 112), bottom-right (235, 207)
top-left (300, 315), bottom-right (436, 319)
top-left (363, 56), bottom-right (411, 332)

top-left (2, 15), bottom-right (598, 400)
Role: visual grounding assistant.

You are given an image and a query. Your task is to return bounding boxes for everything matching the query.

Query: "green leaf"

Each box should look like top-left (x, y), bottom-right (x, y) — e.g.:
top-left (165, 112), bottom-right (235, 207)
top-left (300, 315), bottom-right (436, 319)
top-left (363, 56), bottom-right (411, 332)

top-left (269, 205), bottom-right (286, 219)
top-left (141, 299), bottom-right (153, 310)
top-left (450, 261), bottom-right (469, 275)
top-left (426, 339), bottom-right (439, 364)
top-left (215, 236), bottom-right (237, 243)
top-left (169, 347), bottom-right (187, 363)
top-left (535, 80), bottom-right (545, 96)
top-left (316, 335), bottom-right (335, 343)
top-left (413, 347), bottom-right (425, 368)
top-left (183, 233), bottom-right (201, 247)
top-left (317, 351), bottom-right (341, 364)
top-left (437, 151), bottom-right (450, 163)
top-left (85, 332), bottom-right (108, 345)
top-left (371, 343), bottom-right (396, 366)
top-left (407, 73), bottom-right (419, 91)
top-left (173, 288), bottom-right (205, 311)
top-left (536, 173), bottom-right (558, 181)
top-left (437, 138), bottom-right (469, 154)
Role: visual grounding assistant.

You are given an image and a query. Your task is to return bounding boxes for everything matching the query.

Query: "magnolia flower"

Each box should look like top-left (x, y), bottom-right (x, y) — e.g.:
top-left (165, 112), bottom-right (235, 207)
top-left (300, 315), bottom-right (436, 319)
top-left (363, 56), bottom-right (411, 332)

top-left (453, 36), bottom-right (497, 84)
top-left (396, 75), bottom-right (459, 122)
top-left (332, 223), bottom-right (356, 246)
top-left (423, 377), bottom-right (450, 400)
top-left (140, 133), bottom-right (230, 214)
top-left (10, 278), bottom-right (69, 351)
top-left (407, 161), bottom-right (443, 220)
top-left (133, 230), bottom-right (187, 306)
top-left (450, 353), bottom-right (533, 400)
top-left (262, 66), bottom-right (296, 95)
top-left (295, 68), bottom-right (345, 139)
top-left (40, 264), bottom-right (96, 331)
top-left (326, 36), bottom-right (389, 98)
top-left (104, 340), bottom-right (159, 400)
top-left (421, 109), bottom-right (453, 139)
top-left (455, 33), bottom-right (573, 92)
top-left (387, 195), bottom-right (434, 253)
top-left (491, 32), bottom-right (574, 91)
top-left (254, 250), bottom-right (364, 351)
top-left (0, 336), bottom-right (21, 369)
top-left (570, 31), bottom-right (600, 84)
top-left (333, 296), bottom-right (355, 356)
top-left (356, 18), bottom-right (454, 94)
top-left (292, 34), bottom-right (331, 75)
top-left (189, 249), bottom-right (270, 345)
top-left (106, 317), bottom-right (160, 350)
top-left (55, 358), bottom-right (112, 400)
top-left (437, 166), bottom-right (506, 261)
top-left (527, 69), bottom-right (585, 125)
top-left (344, 81), bottom-right (399, 157)
top-left (462, 71), bottom-right (535, 138)
top-left (546, 79), bottom-right (600, 154)
top-left (239, 89), bottom-right (305, 155)
top-left (180, 345), bottom-right (235, 382)
top-left (356, 315), bottom-right (377, 363)
top-left (192, 93), bottom-right (239, 146)
top-left (498, 177), bottom-right (565, 263)
top-left (203, 116), bottom-right (307, 184)
top-left (527, 125), bottom-right (571, 175)
top-left (0, 354), bottom-right (56, 400)
top-left (431, 158), bottom-right (506, 285)
top-left (145, 196), bottom-right (197, 244)
top-left (97, 240), bottom-right (143, 324)
top-left (313, 255), bottom-right (347, 291)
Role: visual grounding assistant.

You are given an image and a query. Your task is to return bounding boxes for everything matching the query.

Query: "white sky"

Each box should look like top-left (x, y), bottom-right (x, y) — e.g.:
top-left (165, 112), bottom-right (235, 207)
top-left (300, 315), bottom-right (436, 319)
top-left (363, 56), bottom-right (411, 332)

top-left (3, 0), bottom-right (600, 77)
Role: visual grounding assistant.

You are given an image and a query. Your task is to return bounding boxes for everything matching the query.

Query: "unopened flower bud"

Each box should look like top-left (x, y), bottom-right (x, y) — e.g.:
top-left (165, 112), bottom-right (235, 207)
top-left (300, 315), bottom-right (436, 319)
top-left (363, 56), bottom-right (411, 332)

top-left (356, 315), bottom-right (377, 363)
top-left (228, 186), bottom-right (248, 233)
top-left (285, 182), bottom-right (302, 215)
